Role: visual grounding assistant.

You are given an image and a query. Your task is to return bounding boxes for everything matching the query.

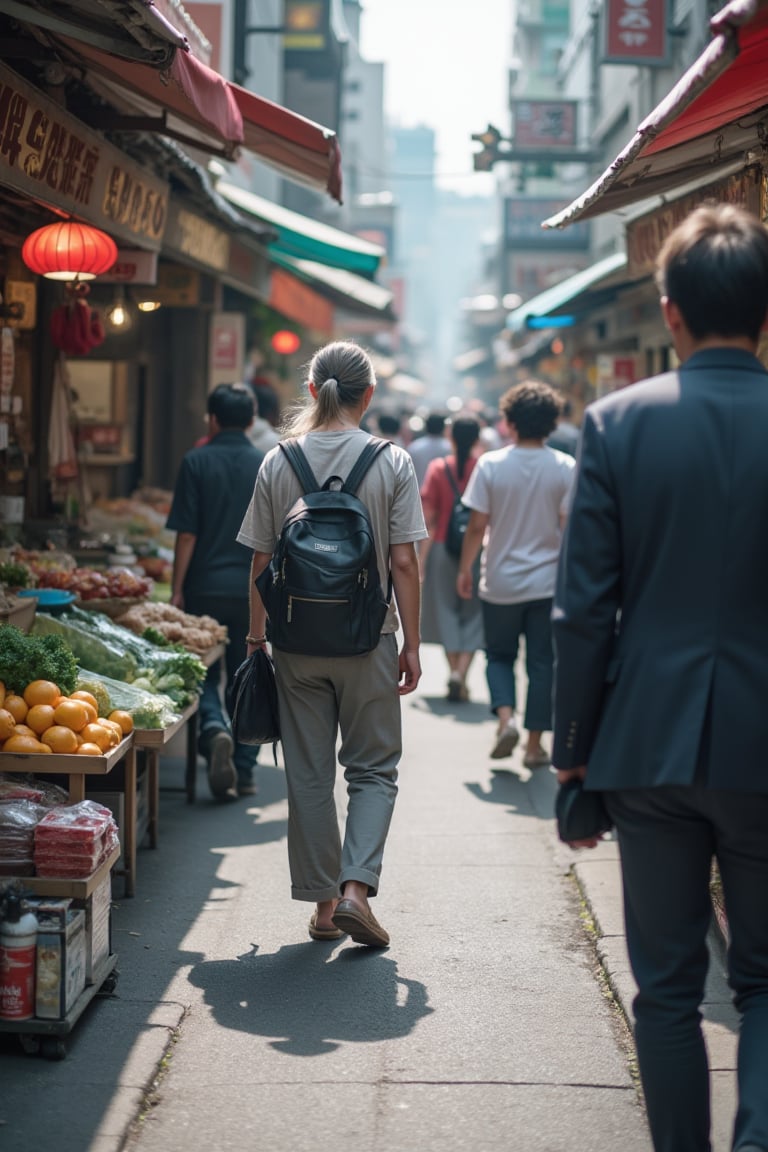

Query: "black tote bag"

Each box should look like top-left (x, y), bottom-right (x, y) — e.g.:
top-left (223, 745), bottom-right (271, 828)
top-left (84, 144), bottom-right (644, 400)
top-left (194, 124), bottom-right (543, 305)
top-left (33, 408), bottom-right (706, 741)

top-left (226, 648), bottom-right (281, 747)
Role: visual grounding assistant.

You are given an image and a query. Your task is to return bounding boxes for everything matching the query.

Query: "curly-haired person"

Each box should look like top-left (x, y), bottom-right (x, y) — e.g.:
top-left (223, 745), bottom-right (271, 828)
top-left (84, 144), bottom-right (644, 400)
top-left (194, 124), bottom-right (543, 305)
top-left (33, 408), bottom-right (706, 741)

top-left (457, 381), bottom-right (575, 765)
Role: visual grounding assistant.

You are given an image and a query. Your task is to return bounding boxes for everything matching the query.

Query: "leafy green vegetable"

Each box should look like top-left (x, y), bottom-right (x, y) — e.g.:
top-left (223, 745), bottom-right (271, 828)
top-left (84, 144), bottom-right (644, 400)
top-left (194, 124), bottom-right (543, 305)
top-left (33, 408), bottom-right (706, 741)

top-left (0, 625), bottom-right (78, 694)
top-left (0, 561), bottom-right (34, 588)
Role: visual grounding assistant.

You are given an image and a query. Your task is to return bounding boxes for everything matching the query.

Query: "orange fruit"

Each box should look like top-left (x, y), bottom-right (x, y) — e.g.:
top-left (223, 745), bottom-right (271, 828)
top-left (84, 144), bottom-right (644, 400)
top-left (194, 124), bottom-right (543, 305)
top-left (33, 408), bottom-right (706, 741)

top-left (23, 680), bottom-right (60, 708)
top-left (79, 722), bottom-right (112, 753)
top-left (71, 690), bottom-right (99, 713)
top-left (40, 725), bottom-right (79, 754)
top-left (11, 724), bottom-right (35, 739)
top-left (26, 704), bottom-right (56, 735)
top-left (3, 733), bottom-right (47, 754)
top-left (34, 741), bottom-right (51, 753)
top-left (108, 709), bottom-right (133, 735)
top-left (76, 742), bottom-right (104, 756)
top-left (4, 695), bottom-right (27, 723)
top-left (96, 720), bottom-right (121, 747)
top-left (0, 708), bottom-right (15, 741)
top-left (52, 699), bottom-right (90, 733)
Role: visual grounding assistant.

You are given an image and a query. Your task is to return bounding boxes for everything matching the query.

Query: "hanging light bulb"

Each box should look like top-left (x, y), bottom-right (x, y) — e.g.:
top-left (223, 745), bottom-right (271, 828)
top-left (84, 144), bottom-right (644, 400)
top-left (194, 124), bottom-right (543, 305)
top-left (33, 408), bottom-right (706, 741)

top-left (136, 299), bottom-right (162, 313)
top-left (106, 286), bottom-right (133, 331)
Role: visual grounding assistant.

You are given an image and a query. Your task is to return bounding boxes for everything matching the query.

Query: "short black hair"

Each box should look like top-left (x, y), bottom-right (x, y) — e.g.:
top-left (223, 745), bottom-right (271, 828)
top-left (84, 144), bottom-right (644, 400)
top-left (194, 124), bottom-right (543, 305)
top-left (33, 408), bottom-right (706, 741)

top-left (207, 383), bottom-right (254, 429)
top-left (378, 414), bottom-right (401, 436)
top-left (500, 380), bottom-right (562, 440)
top-left (656, 203), bottom-right (768, 342)
top-left (425, 412), bottom-right (447, 436)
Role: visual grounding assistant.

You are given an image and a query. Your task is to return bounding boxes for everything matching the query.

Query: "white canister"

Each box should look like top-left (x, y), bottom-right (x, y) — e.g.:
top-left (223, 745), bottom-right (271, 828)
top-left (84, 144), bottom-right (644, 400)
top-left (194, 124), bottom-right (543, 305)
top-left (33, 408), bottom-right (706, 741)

top-left (0, 894), bottom-right (38, 1020)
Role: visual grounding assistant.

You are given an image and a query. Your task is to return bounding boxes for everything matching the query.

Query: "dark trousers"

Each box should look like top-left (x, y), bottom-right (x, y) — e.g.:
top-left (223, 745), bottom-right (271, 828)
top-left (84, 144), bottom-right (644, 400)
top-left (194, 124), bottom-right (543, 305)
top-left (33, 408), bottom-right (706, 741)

top-left (185, 593), bottom-right (258, 783)
top-left (481, 597), bottom-right (554, 729)
top-left (606, 787), bottom-right (768, 1152)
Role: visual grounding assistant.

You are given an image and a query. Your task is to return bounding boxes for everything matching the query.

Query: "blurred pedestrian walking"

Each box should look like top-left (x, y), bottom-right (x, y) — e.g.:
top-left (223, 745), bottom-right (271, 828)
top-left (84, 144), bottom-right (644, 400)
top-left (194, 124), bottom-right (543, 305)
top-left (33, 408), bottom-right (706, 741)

top-left (552, 202), bottom-right (768, 1152)
top-left (238, 340), bottom-right (427, 947)
top-left (419, 416), bottom-right (484, 702)
top-left (546, 399), bottom-right (580, 457)
top-left (407, 410), bottom-right (451, 487)
top-left (458, 382), bottom-right (575, 765)
top-left (168, 383), bottom-right (264, 799)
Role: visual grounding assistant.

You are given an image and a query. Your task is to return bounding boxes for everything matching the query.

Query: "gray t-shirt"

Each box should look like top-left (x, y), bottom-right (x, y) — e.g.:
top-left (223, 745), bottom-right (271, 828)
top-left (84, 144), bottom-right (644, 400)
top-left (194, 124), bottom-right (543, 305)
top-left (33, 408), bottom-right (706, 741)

top-left (237, 429), bottom-right (428, 632)
top-left (462, 444), bottom-right (576, 604)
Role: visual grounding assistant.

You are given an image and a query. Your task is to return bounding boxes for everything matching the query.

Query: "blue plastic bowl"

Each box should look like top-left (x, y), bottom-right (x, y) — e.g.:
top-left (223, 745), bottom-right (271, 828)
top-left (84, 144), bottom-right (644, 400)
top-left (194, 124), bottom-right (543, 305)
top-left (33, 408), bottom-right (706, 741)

top-left (17, 589), bottom-right (76, 613)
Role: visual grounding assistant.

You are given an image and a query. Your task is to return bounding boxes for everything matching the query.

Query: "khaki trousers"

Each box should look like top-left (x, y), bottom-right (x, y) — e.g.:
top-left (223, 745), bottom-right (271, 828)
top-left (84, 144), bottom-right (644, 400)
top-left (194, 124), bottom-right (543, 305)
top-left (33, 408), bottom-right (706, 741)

top-left (273, 632), bottom-right (401, 902)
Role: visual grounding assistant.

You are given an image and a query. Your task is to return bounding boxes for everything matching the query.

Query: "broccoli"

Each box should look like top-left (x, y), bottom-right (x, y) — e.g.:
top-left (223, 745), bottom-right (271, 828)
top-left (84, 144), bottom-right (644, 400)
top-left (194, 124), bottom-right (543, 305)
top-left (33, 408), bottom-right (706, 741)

top-left (0, 626), bottom-right (78, 694)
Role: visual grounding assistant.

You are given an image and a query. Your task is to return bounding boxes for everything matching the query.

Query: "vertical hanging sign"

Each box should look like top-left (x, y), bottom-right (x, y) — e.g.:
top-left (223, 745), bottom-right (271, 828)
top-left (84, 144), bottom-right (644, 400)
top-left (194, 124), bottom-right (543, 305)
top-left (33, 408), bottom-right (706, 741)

top-left (604, 0), bottom-right (669, 65)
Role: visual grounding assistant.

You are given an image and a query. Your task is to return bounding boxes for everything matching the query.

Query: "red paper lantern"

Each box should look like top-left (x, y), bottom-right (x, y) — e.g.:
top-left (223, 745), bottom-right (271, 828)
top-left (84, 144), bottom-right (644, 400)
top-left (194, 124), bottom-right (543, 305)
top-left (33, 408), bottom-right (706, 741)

top-left (271, 329), bottom-right (301, 355)
top-left (21, 221), bottom-right (118, 281)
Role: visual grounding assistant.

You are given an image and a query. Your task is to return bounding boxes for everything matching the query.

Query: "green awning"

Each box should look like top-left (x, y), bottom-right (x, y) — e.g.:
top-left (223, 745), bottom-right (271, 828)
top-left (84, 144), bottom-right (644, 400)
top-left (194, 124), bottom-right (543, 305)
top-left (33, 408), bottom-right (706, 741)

top-left (270, 251), bottom-right (394, 317)
top-left (219, 181), bottom-right (384, 277)
top-left (507, 252), bottom-right (627, 332)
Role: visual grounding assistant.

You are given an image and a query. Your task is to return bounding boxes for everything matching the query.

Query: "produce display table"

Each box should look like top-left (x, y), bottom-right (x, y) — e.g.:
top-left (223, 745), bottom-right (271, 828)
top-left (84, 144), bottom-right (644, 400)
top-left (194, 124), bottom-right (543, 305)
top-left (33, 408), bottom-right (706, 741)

top-left (133, 699), bottom-right (199, 848)
top-left (133, 637), bottom-right (226, 830)
top-left (0, 737), bottom-right (138, 897)
top-left (0, 846), bottom-right (120, 1059)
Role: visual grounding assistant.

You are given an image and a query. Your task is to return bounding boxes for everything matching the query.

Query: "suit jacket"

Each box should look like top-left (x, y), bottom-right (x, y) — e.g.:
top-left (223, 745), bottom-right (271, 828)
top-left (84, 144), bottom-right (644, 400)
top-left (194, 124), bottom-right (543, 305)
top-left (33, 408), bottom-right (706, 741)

top-left (552, 347), bottom-right (768, 792)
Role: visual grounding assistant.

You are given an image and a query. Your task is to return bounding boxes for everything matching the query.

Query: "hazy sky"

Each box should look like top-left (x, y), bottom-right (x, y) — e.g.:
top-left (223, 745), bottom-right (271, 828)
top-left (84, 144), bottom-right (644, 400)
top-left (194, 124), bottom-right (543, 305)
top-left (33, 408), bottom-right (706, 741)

top-left (359, 0), bottom-right (511, 192)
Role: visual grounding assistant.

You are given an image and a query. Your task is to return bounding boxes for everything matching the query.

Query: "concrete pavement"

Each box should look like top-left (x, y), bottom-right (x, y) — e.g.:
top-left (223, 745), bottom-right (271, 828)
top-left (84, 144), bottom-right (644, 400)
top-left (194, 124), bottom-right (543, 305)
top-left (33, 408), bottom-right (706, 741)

top-left (0, 644), bottom-right (739, 1151)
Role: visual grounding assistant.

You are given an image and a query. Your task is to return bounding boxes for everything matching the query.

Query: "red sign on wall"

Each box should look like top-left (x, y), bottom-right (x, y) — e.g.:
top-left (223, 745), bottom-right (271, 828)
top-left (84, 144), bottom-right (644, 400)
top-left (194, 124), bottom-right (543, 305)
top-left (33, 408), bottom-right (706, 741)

top-left (604, 0), bottom-right (669, 64)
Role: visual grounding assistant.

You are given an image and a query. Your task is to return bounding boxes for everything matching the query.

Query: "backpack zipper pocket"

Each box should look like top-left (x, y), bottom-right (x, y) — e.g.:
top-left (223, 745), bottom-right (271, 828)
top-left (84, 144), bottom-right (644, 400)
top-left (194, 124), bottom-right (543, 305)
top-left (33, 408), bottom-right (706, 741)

top-left (287, 594), bottom-right (348, 622)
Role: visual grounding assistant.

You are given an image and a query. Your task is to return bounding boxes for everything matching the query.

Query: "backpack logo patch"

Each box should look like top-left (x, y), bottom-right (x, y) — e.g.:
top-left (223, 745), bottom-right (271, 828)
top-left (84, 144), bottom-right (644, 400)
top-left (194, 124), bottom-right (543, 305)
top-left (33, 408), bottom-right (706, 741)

top-left (314, 541), bottom-right (339, 552)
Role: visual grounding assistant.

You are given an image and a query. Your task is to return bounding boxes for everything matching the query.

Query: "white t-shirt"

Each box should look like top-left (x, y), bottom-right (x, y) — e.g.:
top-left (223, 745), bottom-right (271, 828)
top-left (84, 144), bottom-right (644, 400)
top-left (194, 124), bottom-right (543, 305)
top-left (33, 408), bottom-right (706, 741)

top-left (462, 444), bottom-right (576, 604)
top-left (237, 429), bottom-right (427, 632)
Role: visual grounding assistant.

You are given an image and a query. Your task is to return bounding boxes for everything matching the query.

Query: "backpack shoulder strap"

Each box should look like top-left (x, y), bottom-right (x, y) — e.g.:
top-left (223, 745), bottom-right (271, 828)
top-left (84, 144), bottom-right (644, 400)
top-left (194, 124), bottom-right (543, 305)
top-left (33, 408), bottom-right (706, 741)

top-left (279, 439), bottom-right (321, 494)
top-left (443, 458), bottom-right (461, 499)
top-left (342, 436), bottom-right (390, 495)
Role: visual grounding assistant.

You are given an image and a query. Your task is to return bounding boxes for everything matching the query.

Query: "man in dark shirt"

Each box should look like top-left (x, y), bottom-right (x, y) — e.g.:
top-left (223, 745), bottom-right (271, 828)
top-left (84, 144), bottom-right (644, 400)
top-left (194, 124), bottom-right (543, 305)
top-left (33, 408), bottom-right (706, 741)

top-left (167, 384), bottom-right (265, 799)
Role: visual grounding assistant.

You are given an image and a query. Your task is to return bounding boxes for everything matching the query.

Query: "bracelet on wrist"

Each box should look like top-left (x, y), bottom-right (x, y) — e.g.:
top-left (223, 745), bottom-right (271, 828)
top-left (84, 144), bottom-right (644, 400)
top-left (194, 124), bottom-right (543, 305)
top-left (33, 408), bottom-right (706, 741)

top-left (246, 634), bottom-right (266, 645)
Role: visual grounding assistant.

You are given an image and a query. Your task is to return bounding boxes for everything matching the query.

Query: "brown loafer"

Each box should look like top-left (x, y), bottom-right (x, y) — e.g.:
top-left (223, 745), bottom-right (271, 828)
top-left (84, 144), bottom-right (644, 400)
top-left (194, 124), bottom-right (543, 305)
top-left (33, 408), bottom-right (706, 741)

top-left (331, 898), bottom-right (390, 948)
top-left (308, 912), bottom-right (344, 941)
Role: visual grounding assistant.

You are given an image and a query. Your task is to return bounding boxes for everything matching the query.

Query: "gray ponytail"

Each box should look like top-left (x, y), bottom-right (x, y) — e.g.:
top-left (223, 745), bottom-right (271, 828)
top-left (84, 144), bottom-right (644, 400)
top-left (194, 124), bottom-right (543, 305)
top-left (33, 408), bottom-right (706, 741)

top-left (281, 341), bottom-right (376, 435)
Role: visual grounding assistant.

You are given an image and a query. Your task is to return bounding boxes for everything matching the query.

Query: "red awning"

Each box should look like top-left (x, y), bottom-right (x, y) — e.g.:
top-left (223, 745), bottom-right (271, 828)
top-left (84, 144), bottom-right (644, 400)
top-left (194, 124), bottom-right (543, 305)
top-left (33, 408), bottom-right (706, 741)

top-left (65, 37), bottom-right (244, 157)
top-left (230, 85), bottom-right (342, 205)
top-left (62, 39), bottom-right (343, 202)
top-left (544, 0), bottom-right (768, 229)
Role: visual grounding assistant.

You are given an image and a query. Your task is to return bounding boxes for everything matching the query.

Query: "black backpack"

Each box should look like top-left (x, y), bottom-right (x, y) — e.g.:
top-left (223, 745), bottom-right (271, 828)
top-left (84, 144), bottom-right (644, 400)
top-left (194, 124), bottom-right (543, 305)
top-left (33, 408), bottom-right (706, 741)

top-left (443, 461), bottom-right (471, 559)
top-left (255, 436), bottom-right (391, 657)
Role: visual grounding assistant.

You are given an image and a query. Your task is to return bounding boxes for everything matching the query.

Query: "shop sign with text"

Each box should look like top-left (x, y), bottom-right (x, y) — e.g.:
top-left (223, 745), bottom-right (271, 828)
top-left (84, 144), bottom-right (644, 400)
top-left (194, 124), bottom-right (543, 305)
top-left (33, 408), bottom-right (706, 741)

top-left (0, 63), bottom-right (169, 248)
top-left (604, 0), bottom-right (668, 64)
top-left (627, 169), bottom-right (762, 276)
top-left (164, 205), bottom-right (230, 272)
top-left (512, 101), bottom-right (577, 150)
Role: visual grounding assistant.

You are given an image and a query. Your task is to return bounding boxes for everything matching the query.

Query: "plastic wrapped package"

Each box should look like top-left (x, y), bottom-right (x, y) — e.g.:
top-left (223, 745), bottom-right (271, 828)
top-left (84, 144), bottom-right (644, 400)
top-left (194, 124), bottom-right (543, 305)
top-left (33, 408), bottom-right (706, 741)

top-left (32, 612), bottom-right (137, 681)
top-left (76, 669), bottom-right (180, 729)
top-left (0, 799), bottom-right (49, 873)
top-left (34, 800), bottom-right (120, 877)
top-left (0, 776), bottom-right (68, 807)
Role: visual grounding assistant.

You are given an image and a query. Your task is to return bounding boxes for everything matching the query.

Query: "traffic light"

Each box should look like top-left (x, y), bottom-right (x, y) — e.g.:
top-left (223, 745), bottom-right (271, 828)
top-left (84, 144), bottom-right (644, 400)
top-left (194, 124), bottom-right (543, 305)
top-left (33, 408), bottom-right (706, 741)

top-left (471, 124), bottom-right (504, 172)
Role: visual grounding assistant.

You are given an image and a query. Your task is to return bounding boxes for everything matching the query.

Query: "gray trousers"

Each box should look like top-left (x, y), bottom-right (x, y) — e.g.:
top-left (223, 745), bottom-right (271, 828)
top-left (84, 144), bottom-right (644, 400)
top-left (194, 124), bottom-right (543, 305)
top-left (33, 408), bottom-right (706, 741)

top-left (273, 632), bottom-right (401, 902)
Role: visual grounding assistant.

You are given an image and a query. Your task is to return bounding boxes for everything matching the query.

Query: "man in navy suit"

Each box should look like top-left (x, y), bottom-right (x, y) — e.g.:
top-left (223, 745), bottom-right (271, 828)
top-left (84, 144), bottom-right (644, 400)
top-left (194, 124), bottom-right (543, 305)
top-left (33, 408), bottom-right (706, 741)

top-left (552, 203), bottom-right (768, 1152)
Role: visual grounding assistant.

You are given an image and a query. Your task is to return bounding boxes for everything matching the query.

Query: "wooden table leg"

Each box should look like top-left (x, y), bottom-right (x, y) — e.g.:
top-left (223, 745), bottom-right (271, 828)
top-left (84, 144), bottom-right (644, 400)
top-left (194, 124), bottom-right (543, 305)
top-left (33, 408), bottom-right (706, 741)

top-left (123, 744), bottom-right (137, 898)
top-left (147, 748), bottom-right (159, 849)
top-left (186, 711), bottom-right (198, 804)
top-left (67, 773), bottom-right (86, 803)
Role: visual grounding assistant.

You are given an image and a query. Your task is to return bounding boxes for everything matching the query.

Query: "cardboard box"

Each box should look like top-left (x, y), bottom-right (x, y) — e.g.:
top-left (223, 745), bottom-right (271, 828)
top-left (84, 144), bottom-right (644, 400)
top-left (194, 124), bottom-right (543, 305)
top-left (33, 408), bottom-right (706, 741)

top-left (35, 908), bottom-right (86, 1020)
top-left (74, 873), bottom-right (112, 984)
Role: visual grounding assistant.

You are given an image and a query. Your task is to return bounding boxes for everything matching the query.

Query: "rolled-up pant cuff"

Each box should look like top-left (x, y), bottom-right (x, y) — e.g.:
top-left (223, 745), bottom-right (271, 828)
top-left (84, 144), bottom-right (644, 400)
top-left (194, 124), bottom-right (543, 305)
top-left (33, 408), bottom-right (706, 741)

top-left (339, 866), bottom-right (380, 898)
top-left (291, 884), bottom-right (340, 903)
